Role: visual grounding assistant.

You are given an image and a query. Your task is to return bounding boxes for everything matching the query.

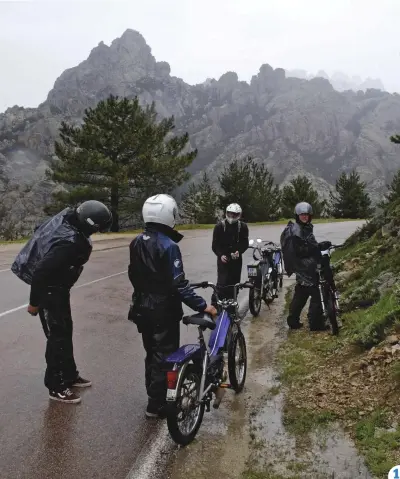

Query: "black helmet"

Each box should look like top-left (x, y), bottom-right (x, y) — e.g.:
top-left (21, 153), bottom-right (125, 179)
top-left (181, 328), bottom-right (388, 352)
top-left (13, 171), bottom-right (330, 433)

top-left (294, 202), bottom-right (313, 223)
top-left (75, 200), bottom-right (112, 235)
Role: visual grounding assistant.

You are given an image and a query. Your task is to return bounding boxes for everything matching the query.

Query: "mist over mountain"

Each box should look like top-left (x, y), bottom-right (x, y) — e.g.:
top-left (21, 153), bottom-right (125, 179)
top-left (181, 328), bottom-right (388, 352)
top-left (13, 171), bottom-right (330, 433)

top-left (1, 28), bottom-right (400, 226)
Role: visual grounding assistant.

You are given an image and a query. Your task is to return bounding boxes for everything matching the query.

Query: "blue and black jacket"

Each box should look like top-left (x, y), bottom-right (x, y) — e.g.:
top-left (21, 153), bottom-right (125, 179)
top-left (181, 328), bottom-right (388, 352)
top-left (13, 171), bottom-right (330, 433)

top-left (128, 222), bottom-right (207, 320)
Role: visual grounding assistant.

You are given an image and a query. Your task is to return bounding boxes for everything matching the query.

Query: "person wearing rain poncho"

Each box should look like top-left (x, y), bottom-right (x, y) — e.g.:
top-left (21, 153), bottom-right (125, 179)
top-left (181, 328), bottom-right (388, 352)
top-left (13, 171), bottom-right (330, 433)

top-left (280, 202), bottom-right (334, 331)
top-left (11, 200), bottom-right (112, 404)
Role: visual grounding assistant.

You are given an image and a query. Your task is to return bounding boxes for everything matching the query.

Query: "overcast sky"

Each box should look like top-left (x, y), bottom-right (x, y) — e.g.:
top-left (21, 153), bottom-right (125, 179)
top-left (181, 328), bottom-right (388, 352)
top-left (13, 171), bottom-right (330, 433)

top-left (1, 0), bottom-right (399, 112)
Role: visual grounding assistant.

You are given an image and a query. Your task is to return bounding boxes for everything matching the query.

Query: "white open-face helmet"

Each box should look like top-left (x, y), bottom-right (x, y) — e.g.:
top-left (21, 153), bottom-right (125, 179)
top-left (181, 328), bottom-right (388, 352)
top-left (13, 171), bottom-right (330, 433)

top-left (226, 203), bottom-right (242, 224)
top-left (142, 194), bottom-right (178, 229)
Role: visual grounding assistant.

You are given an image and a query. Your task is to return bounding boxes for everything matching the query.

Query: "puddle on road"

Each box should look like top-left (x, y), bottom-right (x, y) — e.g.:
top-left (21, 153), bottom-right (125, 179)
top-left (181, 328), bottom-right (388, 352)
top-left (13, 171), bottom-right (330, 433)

top-left (166, 288), bottom-right (374, 479)
top-left (246, 291), bottom-right (374, 479)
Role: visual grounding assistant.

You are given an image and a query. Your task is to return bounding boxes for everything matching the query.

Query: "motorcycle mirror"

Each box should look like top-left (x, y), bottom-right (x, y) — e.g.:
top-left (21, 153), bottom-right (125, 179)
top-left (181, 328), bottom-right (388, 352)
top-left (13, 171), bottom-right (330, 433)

top-left (256, 238), bottom-right (262, 243)
top-left (249, 239), bottom-right (254, 246)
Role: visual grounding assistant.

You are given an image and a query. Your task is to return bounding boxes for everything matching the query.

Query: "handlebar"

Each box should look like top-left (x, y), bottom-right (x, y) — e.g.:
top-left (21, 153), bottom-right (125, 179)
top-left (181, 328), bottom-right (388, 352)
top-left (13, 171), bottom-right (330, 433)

top-left (191, 281), bottom-right (254, 292)
top-left (250, 240), bottom-right (281, 261)
top-left (325, 243), bottom-right (345, 251)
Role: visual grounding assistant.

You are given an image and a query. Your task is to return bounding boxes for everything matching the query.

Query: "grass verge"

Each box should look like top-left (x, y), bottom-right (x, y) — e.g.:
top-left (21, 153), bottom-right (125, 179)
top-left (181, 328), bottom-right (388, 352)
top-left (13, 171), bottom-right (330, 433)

top-left (277, 282), bottom-right (400, 479)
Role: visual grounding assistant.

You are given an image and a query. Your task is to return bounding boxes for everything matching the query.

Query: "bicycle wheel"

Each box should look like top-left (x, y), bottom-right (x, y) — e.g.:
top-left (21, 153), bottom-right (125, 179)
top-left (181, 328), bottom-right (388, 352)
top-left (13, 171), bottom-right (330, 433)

top-left (264, 274), bottom-right (275, 304)
top-left (325, 287), bottom-right (339, 336)
top-left (166, 364), bottom-right (205, 446)
top-left (228, 329), bottom-right (247, 393)
top-left (249, 284), bottom-right (262, 316)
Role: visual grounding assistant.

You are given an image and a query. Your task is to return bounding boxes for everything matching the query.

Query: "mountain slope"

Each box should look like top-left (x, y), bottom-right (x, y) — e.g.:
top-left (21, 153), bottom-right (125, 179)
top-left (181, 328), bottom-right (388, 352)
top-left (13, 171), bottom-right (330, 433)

top-left (1, 28), bottom-right (400, 216)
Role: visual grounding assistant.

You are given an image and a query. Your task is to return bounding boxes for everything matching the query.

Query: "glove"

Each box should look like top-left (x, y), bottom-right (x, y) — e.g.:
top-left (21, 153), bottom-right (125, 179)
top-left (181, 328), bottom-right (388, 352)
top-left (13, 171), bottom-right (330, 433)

top-left (319, 241), bottom-right (332, 250)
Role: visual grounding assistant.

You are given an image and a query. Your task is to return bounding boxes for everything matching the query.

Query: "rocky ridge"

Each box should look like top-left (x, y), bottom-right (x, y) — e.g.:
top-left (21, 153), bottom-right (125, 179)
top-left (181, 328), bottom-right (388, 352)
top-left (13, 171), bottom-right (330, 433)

top-left (1, 28), bottom-right (400, 223)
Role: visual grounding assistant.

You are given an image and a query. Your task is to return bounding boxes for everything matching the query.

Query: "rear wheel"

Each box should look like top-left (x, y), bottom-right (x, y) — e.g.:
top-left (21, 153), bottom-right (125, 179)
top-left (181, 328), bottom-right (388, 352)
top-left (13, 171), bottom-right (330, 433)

top-left (228, 329), bottom-right (247, 393)
top-left (249, 283), bottom-right (262, 316)
top-left (166, 364), bottom-right (205, 446)
top-left (325, 288), bottom-right (339, 336)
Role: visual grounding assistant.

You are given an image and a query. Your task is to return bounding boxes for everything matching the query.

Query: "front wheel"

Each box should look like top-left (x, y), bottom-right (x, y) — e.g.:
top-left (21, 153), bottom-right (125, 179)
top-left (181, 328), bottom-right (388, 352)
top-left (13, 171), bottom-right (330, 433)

top-left (325, 287), bottom-right (339, 336)
top-left (228, 329), bottom-right (247, 393)
top-left (264, 274), bottom-right (276, 304)
top-left (249, 283), bottom-right (262, 316)
top-left (166, 364), bottom-right (205, 446)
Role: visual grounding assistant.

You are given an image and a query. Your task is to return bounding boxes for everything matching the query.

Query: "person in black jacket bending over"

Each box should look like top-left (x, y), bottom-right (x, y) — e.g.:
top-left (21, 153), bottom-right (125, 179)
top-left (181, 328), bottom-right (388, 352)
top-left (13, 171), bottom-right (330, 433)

top-left (11, 200), bottom-right (112, 404)
top-left (128, 194), bottom-right (217, 419)
top-left (280, 202), bottom-right (333, 331)
top-left (211, 203), bottom-right (249, 305)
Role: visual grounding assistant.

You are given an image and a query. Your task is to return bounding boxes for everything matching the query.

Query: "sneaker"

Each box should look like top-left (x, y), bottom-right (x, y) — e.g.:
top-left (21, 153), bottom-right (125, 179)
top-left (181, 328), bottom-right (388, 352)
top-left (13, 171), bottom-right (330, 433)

top-left (72, 376), bottom-right (92, 388)
top-left (145, 401), bottom-right (167, 419)
top-left (49, 388), bottom-right (81, 404)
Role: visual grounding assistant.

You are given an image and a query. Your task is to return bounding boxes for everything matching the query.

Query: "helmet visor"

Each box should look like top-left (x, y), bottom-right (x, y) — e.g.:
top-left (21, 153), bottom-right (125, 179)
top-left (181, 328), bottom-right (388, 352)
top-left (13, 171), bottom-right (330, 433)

top-left (227, 212), bottom-right (241, 220)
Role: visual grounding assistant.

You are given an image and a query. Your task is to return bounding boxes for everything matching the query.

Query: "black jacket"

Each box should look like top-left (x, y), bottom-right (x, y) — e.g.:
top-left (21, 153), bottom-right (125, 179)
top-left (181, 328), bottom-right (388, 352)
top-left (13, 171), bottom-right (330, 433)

top-left (212, 220), bottom-right (249, 260)
top-left (23, 210), bottom-right (92, 307)
top-left (128, 223), bottom-right (206, 321)
top-left (280, 220), bottom-right (331, 286)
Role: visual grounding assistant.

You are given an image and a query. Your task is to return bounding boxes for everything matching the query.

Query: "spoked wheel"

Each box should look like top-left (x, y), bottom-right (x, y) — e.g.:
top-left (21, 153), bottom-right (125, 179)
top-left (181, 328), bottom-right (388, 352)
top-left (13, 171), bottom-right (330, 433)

top-left (166, 364), bottom-right (205, 446)
top-left (264, 275), bottom-right (276, 304)
top-left (249, 283), bottom-right (262, 316)
top-left (325, 287), bottom-right (339, 336)
top-left (228, 329), bottom-right (247, 393)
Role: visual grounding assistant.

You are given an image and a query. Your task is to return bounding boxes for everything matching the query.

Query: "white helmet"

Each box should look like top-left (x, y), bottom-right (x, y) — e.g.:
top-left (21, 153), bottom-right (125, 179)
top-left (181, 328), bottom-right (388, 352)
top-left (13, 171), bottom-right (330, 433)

top-left (142, 194), bottom-right (178, 228)
top-left (226, 203), bottom-right (242, 224)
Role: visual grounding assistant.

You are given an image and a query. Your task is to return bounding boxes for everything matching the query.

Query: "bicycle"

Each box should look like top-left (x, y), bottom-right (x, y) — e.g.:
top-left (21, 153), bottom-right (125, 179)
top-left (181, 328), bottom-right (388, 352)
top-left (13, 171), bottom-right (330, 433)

top-left (317, 244), bottom-right (343, 335)
top-left (247, 239), bottom-right (284, 316)
top-left (163, 280), bottom-right (252, 446)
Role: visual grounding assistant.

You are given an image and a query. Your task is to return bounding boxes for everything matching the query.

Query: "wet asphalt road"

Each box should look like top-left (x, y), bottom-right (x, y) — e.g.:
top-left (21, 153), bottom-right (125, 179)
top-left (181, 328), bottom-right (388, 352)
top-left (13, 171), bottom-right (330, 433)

top-left (0, 221), bottom-right (363, 479)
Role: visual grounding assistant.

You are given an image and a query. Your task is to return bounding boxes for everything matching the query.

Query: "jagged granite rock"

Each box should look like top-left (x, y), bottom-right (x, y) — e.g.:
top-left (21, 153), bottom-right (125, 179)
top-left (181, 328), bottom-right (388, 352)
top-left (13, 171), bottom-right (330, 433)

top-left (286, 69), bottom-right (386, 93)
top-left (1, 28), bottom-right (400, 222)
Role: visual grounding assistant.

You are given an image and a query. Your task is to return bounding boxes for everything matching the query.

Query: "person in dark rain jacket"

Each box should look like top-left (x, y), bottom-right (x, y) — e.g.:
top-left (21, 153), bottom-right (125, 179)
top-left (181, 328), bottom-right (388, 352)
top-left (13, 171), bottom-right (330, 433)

top-left (11, 200), bottom-right (112, 404)
top-left (280, 202), bottom-right (333, 331)
top-left (211, 203), bottom-right (249, 305)
top-left (128, 194), bottom-right (217, 419)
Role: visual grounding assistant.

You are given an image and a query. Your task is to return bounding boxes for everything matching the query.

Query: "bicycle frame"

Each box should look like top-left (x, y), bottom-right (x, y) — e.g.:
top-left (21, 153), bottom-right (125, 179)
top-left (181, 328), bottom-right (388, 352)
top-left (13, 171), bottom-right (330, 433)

top-left (316, 245), bottom-right (342, 318)
top-left (248, 240), bottom-right (281, 297)
top-left (164, 282), bottom-right (246, 404)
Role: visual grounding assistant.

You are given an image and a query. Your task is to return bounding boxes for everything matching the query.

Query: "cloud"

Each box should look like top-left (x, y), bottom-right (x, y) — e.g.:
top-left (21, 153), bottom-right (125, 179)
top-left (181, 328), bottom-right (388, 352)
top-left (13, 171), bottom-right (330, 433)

top-left (1, 0), bottom-right (399, 112)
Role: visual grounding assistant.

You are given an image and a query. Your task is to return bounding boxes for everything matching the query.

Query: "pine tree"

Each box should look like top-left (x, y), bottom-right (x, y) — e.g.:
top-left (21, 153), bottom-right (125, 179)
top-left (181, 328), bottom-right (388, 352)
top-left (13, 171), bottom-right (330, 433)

top-left (47, 95), bottom-right (197, 231)
top-left (180, 172), bottom-right (219, 224)
top-left (281, 175), bottom-right (326, 218)
top-left (379, 170), bottom-right (400, 208)
top-left (329, 170), bottom-right (373, 219)
top-left (381, 135), bottom-right (400, 208)
top-left (218, 156), bottom-right (280, 221)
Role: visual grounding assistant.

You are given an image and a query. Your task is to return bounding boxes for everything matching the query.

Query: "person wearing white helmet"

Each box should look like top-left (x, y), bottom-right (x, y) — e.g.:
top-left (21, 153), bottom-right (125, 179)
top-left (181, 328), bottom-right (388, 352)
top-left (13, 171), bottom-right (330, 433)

top-left (128, 194), bottom-right (217, 418)
top-left (211, 203), bottom-right (249, 304)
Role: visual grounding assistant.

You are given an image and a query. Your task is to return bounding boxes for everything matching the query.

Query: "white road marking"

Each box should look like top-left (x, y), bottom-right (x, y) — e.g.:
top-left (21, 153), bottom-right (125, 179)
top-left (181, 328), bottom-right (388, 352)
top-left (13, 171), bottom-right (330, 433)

top-left (125, 424), bottom-right (173, 479)
top-left (0, 268), bottom-right (10, 273)
top-left (0, 304), bottom-right (28, 318)
top-left (0, 270), bottom-right (128, 319)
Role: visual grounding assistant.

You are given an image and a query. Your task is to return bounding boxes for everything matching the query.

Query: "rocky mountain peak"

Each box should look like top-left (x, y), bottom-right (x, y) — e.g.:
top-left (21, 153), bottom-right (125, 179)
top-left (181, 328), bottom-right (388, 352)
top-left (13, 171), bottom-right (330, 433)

top-left (44, 29), bottom-right (160, 114)
top-left (1, 28), bottom-right (400, 232)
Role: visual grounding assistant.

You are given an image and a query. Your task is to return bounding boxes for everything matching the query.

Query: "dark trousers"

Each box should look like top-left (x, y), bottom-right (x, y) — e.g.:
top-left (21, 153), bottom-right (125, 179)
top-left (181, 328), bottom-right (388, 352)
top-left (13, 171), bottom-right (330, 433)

top-left (287, 283), bottom-right (324, 330)
top-left (212, 257), bottom-right (242, 306)
top-left (141, 318), bottom-right (180, 406)
top-left (39, 290), bottom-right (78, 392)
